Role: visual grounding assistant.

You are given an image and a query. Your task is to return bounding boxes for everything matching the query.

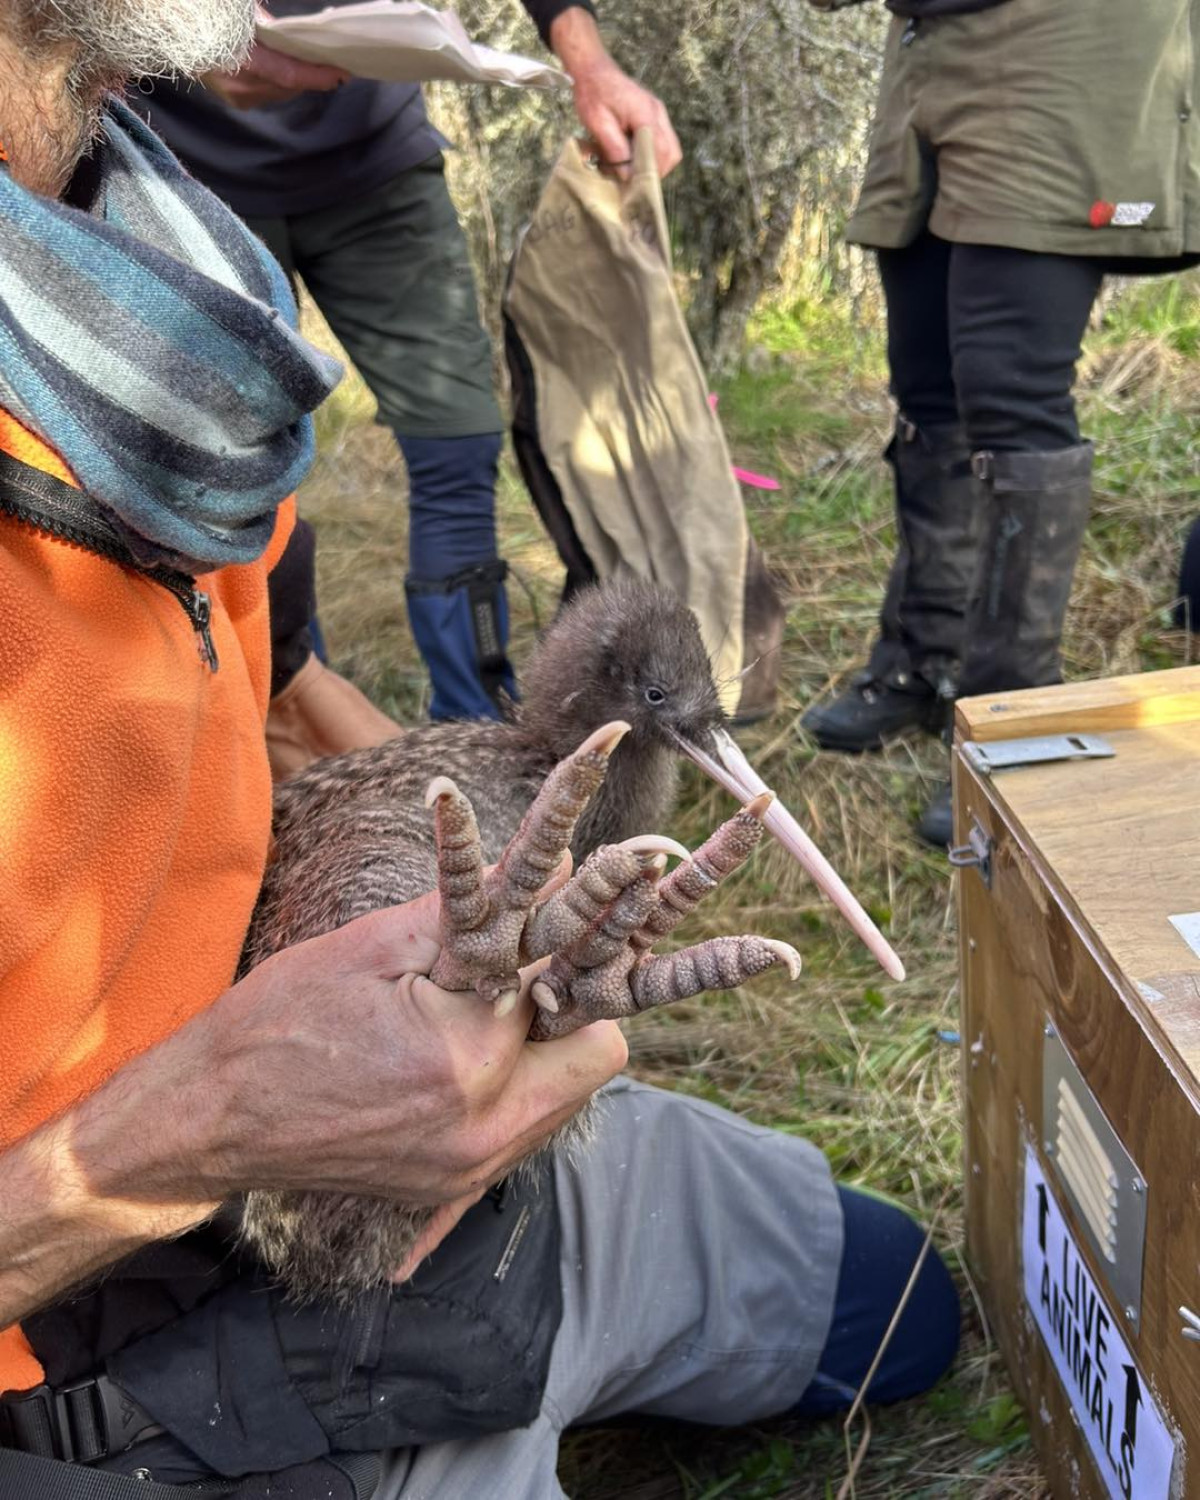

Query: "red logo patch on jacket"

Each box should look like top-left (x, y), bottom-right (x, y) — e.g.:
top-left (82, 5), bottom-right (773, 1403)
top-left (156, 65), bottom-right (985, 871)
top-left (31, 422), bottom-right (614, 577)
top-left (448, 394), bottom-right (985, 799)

top-left (1090, 200), bottom-right (1155, 228)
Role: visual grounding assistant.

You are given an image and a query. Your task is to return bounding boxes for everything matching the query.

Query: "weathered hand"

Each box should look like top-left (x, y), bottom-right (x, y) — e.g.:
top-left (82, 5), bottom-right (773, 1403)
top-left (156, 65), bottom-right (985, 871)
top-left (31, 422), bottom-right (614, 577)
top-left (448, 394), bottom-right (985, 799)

top-left (200, 39), bottom-right (350, 110)
top-left (571, 60), bottom-right (681, 181)
top-left (548, 8), bottom-right (682, 180)
top-left (426, 721), bottom-right (801, 1044)
top-left (204, 882), bottom-right (626, 1212)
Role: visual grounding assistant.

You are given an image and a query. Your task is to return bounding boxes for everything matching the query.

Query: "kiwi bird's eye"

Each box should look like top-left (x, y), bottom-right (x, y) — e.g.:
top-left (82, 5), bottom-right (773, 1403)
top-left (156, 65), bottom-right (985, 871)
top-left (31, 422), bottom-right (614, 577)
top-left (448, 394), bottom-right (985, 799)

top-left (644, 686), bottom-right (667, 707)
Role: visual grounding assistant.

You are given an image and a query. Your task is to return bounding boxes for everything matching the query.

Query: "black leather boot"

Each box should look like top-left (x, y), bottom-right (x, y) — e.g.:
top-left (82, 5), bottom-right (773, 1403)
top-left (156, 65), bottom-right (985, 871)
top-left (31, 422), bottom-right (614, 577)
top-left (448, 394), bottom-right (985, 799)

top-left (802, 642), bottom-right (953, 752)
top-left (917, 443), bottom-right (1094, 848)
top-left (958, 443), bottom-right (1094, 696)
top-left (803, 419), bottom-right (984, 752)
top-left (917, 781), bottom-right (953, 848)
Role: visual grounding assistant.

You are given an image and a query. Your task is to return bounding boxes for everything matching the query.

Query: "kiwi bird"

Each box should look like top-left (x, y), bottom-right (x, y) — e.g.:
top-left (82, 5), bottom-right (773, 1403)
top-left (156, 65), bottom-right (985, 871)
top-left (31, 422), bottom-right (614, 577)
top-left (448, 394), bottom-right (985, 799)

top-left (239, 579), bottom-right (903, 1302)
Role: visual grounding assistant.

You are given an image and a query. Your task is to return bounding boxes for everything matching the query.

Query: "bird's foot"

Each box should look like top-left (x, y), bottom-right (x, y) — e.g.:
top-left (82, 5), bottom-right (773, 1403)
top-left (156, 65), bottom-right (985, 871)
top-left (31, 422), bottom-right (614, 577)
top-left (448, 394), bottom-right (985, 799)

top-left (527, 794), bottom-right (801, 1040)
top-left (425, 724), bottom-right (801, 1037)
top-left (427, 720), bottom-right (631, 1009)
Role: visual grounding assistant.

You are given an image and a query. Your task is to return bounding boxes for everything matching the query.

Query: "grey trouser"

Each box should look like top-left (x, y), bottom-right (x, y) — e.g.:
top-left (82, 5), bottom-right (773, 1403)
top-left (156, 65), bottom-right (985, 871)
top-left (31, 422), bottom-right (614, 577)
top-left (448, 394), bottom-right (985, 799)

top-left (377, 1078), bottom-right (843, 1499)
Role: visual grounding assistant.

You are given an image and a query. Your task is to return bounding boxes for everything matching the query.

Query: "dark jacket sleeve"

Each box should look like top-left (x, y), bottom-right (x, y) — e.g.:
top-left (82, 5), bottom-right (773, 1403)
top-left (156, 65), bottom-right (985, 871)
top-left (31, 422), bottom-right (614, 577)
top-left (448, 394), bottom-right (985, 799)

top-left (522, 0), bottom-right (597, 48)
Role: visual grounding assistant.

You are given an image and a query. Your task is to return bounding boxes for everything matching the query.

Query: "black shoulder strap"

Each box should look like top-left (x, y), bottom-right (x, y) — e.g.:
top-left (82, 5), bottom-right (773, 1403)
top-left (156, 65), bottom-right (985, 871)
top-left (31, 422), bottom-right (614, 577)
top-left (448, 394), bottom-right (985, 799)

top-left (0, 1448), bottom-right (380, 1500)
top-left (0, 1447), bottom-right (231, 1498)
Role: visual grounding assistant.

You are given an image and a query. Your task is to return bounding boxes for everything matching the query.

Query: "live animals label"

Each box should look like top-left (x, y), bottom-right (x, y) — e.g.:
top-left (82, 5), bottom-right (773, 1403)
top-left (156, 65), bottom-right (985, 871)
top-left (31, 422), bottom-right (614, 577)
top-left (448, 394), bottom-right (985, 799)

top-left (1022, 1145), bottom-right (1175, 1499)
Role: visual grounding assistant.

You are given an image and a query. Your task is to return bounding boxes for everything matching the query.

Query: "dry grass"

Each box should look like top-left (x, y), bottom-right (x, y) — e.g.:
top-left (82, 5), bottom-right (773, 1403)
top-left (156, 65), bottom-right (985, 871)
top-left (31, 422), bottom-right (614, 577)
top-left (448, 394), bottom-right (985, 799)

top-left (295, 274), bottom-right (1198, 1498)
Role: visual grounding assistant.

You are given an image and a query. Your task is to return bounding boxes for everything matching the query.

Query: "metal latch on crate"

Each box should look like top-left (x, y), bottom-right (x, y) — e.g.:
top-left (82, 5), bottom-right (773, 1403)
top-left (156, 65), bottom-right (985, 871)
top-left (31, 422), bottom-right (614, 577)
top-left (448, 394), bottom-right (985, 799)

top-left (948, 817), bottom-right (992, 889)
top-left (963, 734), bottom-right (1114, 775)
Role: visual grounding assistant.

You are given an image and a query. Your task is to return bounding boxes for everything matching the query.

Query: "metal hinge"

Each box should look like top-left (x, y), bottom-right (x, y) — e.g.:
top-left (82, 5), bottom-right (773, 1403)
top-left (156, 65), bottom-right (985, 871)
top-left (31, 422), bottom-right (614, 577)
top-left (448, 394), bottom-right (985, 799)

top-left (948, 817), bottom-right (992, 889)
top-left (963, 734), bottom-right (1114, 775)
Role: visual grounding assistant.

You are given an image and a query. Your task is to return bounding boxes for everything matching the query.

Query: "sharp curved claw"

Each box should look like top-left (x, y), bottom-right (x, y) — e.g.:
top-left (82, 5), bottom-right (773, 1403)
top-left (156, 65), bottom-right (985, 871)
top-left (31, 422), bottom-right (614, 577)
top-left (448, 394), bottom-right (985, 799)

top-left (577, 720), bottom-right (632, 758)
top-left (742, 791), bottom-right (774, 822)
top-left (617, 834), bottom-right (692, 862)
top-left (531, 980), bottom-right (560, 1013)
top-left (763, 938), bottom-right (803, 980)
top-left (494, 987), bottom-right (521, 1018)
top-left (424, 775), bottom-right (460, 809)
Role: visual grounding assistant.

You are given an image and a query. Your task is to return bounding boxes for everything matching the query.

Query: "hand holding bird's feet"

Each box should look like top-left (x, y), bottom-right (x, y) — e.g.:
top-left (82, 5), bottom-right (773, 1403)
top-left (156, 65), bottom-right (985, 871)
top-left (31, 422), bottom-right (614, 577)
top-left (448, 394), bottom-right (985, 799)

top-left (426, 721), bottom-right (802, 1042)
top-left (229, 721), bottom-right (801, 1302)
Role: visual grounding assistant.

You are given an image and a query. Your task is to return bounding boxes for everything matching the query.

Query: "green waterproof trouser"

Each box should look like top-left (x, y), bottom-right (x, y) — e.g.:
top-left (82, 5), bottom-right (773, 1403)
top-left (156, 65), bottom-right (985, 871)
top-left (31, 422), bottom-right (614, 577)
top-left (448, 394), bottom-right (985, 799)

top-left (848, 0), bottom-right (1200, 261)
top-left (246, 154), bottom-right (501, 439)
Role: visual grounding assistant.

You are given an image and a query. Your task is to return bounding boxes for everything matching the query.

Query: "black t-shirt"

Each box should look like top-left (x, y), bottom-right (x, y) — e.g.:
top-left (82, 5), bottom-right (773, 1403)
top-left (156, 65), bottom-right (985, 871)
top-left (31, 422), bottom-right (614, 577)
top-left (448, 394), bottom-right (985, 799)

top-left (134, 0), bottom-right (592, 219)
top-left (887, 0), bottom-right (1012, 15)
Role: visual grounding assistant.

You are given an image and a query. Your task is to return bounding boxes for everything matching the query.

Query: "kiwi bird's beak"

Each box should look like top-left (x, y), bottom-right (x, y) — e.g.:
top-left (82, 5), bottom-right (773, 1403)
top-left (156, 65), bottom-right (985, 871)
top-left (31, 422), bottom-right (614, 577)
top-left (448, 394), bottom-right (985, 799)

top-left (671, 726), bottom-right (906, 983)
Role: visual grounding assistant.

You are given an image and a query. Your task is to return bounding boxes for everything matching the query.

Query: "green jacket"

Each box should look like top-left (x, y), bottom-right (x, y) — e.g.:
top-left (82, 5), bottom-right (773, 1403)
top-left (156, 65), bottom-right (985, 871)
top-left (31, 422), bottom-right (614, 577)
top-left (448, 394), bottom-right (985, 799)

top-left (849, 0), bottom-right (1200, 260)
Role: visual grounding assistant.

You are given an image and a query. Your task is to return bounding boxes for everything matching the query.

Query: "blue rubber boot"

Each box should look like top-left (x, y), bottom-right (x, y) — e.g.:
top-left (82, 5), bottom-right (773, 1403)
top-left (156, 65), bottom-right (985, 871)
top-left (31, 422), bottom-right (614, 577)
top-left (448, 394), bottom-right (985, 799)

top-left (398, 432), bottom-right (517, 720)
top-left (405, 561), bottom-right (517, 721)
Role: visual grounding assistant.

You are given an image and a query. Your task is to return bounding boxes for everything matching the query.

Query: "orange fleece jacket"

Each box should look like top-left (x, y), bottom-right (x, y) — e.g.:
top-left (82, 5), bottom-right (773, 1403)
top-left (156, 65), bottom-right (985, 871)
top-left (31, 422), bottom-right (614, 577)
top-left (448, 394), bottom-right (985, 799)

top-left (0, 409), bottom-right (293, 1391)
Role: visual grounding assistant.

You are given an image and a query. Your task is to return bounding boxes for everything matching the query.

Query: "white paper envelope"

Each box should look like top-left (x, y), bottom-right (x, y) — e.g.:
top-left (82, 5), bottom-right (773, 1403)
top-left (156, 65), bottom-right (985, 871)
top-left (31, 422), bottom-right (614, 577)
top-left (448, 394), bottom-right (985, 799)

top-left (257, 1), bottom-right (571, 91)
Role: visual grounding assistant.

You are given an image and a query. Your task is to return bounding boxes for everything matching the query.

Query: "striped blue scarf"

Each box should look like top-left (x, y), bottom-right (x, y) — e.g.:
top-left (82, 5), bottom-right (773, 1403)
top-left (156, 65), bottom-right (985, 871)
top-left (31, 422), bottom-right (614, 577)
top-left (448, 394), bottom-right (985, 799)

top-left (0, 97), bottom-right (341, 573)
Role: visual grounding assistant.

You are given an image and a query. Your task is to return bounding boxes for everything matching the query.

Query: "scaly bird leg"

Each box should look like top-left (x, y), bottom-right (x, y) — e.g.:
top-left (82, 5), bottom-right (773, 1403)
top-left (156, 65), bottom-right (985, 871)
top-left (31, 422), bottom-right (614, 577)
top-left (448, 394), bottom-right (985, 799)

top-left (529, 933), bottom-right (801, 1041)
top-left (521, 835), bottom-right (687, 963)
top-left (528, 797), bottom-right (800, 1042)
top-left (631, 794), bottom-right (772, 950)
top-left (428, 720), bottom-right (631, 1012)
top-left (522, 800), bottom-right (763, 976)
top-left (426, 735), bottom-right (800, 1039)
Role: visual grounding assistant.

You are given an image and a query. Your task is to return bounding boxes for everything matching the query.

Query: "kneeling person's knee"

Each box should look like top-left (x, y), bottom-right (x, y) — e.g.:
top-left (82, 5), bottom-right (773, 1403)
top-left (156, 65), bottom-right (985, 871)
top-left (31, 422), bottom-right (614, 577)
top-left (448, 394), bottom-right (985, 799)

top-left (799, 1187), bottom-right (960, 1414)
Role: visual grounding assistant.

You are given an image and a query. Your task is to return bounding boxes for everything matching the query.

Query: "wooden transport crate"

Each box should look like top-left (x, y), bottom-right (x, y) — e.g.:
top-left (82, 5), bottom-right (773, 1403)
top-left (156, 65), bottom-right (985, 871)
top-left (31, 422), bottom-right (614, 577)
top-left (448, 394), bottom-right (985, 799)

top-left (954, 665), bottom-right (1200, 1500)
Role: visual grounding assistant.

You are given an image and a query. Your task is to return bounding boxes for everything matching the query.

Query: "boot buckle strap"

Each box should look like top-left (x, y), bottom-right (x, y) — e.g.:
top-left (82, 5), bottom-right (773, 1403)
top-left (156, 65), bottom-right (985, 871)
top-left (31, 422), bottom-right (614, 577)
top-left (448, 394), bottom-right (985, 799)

top-left (971, 450), bottom-right (995, 482)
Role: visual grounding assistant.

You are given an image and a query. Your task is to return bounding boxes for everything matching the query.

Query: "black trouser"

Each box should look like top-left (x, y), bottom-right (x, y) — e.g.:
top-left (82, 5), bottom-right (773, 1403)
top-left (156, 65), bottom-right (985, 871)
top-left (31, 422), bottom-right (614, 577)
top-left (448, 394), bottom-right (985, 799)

top-left (269, 516), bottom-right (321, 699)
top-left (871, 233), bottom-right (1103, 694)
top-left (1179, 514), bottom-right (1200, 629)
top-left (879, 231), bottom-right (1104, 452)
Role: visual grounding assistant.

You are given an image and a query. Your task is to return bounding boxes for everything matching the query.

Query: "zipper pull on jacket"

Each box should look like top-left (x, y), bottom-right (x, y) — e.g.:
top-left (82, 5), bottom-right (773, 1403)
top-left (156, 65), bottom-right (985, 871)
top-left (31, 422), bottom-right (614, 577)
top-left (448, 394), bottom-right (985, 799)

top-left (189, 589), bottom-right (220, 673)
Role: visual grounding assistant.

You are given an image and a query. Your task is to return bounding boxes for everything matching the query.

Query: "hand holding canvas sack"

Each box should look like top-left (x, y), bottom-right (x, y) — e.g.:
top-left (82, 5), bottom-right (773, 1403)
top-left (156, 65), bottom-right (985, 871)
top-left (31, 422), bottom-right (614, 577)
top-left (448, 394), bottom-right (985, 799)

top-left (504, 128), bottom-right (785, 721)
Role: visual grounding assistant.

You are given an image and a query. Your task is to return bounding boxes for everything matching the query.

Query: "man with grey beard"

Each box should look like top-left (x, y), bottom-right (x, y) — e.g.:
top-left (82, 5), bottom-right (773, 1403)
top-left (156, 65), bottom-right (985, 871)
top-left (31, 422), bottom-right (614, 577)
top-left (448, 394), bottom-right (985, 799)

top-left (0, 5), bottom-right (957, 1496)
top-left (2, 0), bottom-right (254, 191)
